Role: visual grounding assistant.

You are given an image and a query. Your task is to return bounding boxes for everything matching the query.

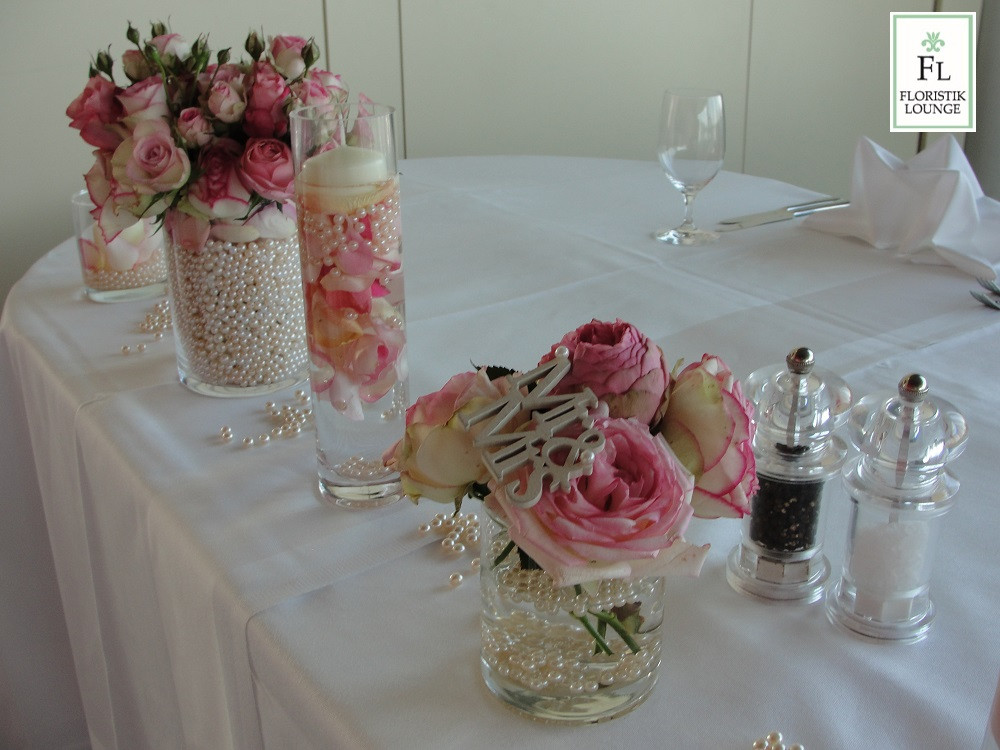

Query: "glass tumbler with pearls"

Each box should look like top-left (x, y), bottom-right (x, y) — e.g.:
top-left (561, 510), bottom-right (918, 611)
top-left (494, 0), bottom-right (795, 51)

top-left (291, 103), bottom-right (408, 508)
top-left (480, 509), bottom-right (664, 724)
top-left (826, 374), bottom-right (968, 643)
top-left (72, 189), bottom-right (167, 302)
top-left (727, 347), bottom-right (852, 603)
top-left (163, 214), bottom-right (308, 397)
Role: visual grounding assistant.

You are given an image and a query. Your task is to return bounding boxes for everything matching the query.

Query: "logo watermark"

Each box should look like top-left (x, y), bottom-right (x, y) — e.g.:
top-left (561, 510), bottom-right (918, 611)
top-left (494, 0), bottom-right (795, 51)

top-left (890, 12), bottom-right (976, 132)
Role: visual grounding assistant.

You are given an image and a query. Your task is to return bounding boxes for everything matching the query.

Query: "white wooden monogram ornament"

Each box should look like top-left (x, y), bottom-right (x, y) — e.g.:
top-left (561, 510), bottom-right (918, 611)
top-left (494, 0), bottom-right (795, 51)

top-left (459, 348), bottom-right (606, 508)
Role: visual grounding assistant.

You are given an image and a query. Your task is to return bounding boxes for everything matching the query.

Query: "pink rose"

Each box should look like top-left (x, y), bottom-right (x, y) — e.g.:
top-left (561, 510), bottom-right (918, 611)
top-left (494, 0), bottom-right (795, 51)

top-left (176, 107), bottom-right (213, 147)
top-left (237, 137), bottom-right (294, 202)
top-left (244, 61), bottom-right (291, 137)
top-left (290, 77), bottom-right (335, 108)
top-left (658, 355), bottom-right (757, 519)
top-left (187, 138), bottom-right (252, 220)
top-left (244, 202), bottom-right (296, 239)
top-left (121, 49), bottom-right (154, 82)
top-left (386, 369), bottom-right (507, 503)
top-left (197, 63), bottom-right (245, 95)
top-left (66, 76), bottom-right (125, 150)
top-left (540, 319), bottom-right (669, 426)
top-left (149, 33), bottom-right (191, 64)
top-left (206, 79), bottom-right (246, 124)
top-left (111, 119), bottom-right (190, 195)
top-left (269, 35), bottom-right (309, 79)
top-left (118, 76), bottom-right (170, 127)
top-left (307, 69), bottom-right (348, 102)
top-left (491, 416), bottom-right (709, 587)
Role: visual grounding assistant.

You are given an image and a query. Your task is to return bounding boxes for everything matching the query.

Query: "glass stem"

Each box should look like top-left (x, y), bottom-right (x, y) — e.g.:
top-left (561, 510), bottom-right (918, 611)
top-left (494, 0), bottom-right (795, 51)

top-left (679, 189), bottom-right (698, 230)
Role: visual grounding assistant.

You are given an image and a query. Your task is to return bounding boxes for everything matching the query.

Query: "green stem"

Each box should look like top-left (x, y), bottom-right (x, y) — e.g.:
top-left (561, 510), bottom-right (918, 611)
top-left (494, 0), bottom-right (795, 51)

top-left (492, 540), bottom-right (516, 568)
top-left (592, 610), bottom-right (642, 654)
top-left (573, 612), bottom-right (614, 655)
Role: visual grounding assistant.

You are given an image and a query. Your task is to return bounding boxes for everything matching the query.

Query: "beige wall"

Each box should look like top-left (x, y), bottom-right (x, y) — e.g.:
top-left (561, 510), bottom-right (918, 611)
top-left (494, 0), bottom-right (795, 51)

top-left (0, 1), bottom-right (988, 307)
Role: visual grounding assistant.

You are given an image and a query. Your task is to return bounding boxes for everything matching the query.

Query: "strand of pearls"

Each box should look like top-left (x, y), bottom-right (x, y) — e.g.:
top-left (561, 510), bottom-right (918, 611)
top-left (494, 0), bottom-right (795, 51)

top-left (217, 389), bottom-right (314, 448)
top-left (752, 731), bottom-right (804, 750)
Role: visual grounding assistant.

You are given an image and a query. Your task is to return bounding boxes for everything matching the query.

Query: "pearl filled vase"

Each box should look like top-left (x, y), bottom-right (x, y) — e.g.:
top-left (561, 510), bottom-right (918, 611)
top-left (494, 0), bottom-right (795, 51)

top-left (164, 210), bottom-right (308, 397)
top-left (480, 510), bottom-right (664, 724)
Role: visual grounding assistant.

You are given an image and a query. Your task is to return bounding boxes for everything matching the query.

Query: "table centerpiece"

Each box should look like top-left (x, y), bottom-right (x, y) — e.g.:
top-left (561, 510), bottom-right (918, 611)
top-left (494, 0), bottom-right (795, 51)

top-left (67, 22), bottom-right (353, 395)
top-left (386, 318), bottom-right (758, 723)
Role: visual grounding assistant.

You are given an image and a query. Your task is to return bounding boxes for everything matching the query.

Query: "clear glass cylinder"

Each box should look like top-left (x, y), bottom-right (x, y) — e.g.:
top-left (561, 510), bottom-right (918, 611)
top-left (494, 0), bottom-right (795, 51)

top-left (826, 374), bottom-right (967, 643)
top-left (164, 216), bottom-right (308, 397)
top-left (290, 103), bottom-right (408, 508)
top-left (727, 347), bottom-right (852, 602)
top-left (71, 189), bottom-right (167, 302)
top-left (479, 510), bottom-right (663, 724)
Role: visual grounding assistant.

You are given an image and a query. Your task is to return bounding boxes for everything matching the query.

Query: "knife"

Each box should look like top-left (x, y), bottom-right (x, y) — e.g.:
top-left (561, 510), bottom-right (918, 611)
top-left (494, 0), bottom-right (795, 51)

top-left (717, 198), bottom-right (849, 231)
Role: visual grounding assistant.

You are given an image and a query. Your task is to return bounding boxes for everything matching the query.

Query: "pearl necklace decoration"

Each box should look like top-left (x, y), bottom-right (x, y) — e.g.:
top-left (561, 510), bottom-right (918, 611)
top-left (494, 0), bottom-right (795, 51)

top-left (121, 298), bottom-right (171, 355)
top-left (417, 511), bottom-right (482, 587)
top-left (217, 389), bottom-right (314, 449)
top-left (752, 731), bottom-right (804, 750)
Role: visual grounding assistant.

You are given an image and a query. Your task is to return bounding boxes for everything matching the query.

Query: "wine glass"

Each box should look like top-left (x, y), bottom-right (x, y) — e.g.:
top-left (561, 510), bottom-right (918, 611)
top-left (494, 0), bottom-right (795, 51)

top-left (654, 89), bottom-right (725, 245)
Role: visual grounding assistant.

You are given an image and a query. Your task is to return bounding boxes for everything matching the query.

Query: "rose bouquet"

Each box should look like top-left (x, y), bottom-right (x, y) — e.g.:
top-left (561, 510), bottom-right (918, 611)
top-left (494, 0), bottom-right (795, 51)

top-left (386, 318), bottom-right (756, 719)
top-left (66, 21), bottom-right (352, 245)
top-left (387, 319), bottom-right (756, 668)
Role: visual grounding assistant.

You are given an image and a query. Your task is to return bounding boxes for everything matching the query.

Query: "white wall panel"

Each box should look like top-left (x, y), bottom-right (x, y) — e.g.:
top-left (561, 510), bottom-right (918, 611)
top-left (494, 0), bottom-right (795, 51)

top-left (744, 0), bottom-right (981, 198)
top-left (399, 1), bottom-right (752, 171)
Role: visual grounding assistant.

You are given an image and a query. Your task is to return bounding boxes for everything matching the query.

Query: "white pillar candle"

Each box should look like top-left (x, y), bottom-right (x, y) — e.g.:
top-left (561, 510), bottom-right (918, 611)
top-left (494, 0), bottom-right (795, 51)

top-left (297, 145), bottom-right (391, 214)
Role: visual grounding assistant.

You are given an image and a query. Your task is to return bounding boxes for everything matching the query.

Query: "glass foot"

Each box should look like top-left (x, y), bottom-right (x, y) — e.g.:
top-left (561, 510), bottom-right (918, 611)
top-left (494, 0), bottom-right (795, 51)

top-left (654, 226), bottom-right (719, 245)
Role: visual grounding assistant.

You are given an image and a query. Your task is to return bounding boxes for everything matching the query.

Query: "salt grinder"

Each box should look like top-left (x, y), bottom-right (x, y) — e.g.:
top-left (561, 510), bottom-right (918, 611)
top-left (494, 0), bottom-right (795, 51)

top-left (825, 374), bottom-right (968, 643)
top-left (727, 347), bottom-right (852, 602)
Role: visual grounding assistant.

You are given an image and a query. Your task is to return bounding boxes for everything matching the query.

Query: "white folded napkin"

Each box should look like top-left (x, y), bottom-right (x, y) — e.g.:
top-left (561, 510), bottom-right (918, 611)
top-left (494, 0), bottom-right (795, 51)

top-left (804, 135), bottom-right (1000, 279)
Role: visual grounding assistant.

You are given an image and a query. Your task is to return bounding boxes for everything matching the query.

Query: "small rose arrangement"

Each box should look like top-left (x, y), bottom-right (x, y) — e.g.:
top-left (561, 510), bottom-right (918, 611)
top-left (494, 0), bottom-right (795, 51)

top-left (67, 21), bottom-right (354, 246)
top-left (388, 317), bottom-right (756, 572)
top-left (387, 319), bottom-right (756, 651)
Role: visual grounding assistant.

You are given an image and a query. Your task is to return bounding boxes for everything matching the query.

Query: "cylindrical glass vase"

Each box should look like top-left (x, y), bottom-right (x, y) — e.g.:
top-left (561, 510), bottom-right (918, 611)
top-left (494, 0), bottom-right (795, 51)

top-left (71, 189), bottom-right (167, 302)
top-left (480, 510), bottom-right (663, 724)
top-left (164, 211), bottom-right (308, 397)
top-left (291, 103), bottom-right (408, 508)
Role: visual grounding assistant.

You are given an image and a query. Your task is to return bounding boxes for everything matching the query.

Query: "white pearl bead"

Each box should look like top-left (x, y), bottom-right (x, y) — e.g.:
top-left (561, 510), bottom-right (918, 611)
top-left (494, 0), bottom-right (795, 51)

top-left (448, 572), bottom-right (463, 587)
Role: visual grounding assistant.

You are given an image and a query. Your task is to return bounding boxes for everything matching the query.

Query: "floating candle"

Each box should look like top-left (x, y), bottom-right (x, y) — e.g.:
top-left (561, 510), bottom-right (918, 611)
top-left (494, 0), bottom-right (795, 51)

top-left (297, 145), bottom-right (392, 213)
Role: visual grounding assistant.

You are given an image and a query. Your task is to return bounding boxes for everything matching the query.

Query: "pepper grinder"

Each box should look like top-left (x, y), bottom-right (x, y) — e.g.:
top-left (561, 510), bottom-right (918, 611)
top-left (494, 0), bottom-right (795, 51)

top-left (727, 347), bottom-right (852, 602)
top-left (825, 374), bottom-right (968, 643)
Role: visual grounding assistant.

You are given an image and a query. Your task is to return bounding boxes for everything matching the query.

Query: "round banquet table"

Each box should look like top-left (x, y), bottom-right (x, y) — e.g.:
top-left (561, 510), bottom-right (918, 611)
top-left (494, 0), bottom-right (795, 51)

top-left (2, 156), bottom-right (999, 750)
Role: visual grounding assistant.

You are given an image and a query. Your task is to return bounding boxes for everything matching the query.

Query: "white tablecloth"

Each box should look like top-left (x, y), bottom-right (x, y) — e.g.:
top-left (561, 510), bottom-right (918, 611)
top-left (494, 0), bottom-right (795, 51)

top-left (3, 157), bottom-right (999, 749)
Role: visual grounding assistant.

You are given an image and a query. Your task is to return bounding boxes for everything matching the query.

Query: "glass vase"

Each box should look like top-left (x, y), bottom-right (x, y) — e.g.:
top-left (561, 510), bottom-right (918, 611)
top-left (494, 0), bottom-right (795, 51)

top-left (479, 510), bottom-right (663, 724)
top-left (164, 213), bottom-right (308, 397)
top-left (290, 102), bottom-right (408, 508)
top-left (71, 189), bottom-right (167, 302)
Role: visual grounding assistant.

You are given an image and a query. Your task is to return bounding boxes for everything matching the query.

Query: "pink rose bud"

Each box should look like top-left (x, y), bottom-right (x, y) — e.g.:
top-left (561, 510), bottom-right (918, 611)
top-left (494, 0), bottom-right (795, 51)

top-left (269, 34), bottom-right (309, 79)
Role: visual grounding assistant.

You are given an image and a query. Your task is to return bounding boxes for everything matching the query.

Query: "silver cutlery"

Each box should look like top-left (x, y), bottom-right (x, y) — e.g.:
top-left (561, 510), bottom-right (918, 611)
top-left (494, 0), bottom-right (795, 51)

top-left (972, 277), bottom-right (1000, 309)
top-left (716, 198), bottom-right (849, 231)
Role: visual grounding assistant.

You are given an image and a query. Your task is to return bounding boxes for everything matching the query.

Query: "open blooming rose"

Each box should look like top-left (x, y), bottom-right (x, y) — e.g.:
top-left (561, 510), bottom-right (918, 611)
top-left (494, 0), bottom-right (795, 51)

top-left (540, 319), bottom-right (669, 426)
top-left (489, 417), bottom-right (709, 587)
top-left (385, 370), bottom-right (507, 503)
top-left (658, 355), bottom-right (757, 518)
